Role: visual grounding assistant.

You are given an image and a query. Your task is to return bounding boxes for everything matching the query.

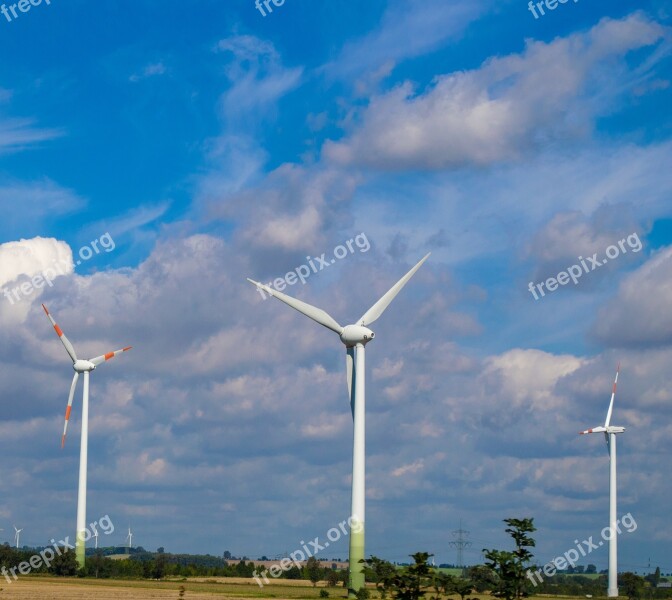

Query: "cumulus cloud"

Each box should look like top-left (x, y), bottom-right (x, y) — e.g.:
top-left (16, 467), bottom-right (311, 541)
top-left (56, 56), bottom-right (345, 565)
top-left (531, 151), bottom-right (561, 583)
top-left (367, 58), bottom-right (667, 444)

top-left (0, 236), bottom-right (73, 289)
top-left (525, 210), bottom-right (646, 284)
top-left (593, 246), bottom-right (672, 347)
top-left (206, 163), bottom-right (359, 271)
top-left (323, 13), bottom-right (666, 170)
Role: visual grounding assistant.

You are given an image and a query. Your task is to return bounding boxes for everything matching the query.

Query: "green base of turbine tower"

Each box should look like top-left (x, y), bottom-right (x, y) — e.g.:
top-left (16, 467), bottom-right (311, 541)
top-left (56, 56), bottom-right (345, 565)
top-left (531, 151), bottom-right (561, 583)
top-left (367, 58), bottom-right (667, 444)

top-left (348, 528), bottom-right (365, 598)
top-left (76, 535), bottom-right (86, 569)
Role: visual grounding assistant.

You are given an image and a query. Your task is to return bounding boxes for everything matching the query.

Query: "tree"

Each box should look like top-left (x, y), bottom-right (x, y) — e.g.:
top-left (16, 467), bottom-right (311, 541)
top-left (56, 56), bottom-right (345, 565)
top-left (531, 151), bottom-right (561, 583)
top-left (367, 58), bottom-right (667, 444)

top-left (305, 556), bottom-right (323, 587)
top-left (586, 564), bottom-right (597, 574)
top-left (361, 556), bottom-right (398, 599)
top-left (483, 518), bottom-right (537, 600)
top-left (443, 575), bottom-right (473, 600)
top-left (153, 552), bottom-right (167, 579)
top-left (467, 565), bottom-right (499, 592)
top-left (50, 549), bottom-right (79, 576)
top-left (285, 565), bottom-right (302, 579)
top-left (326, 570), bottom-right (341, 587)
top-left (646, 568), bottom-right (661, 587)
top-left (382, 552), bottom-right (435, 600)
top-left (621, 573), bottom-right (646, 600)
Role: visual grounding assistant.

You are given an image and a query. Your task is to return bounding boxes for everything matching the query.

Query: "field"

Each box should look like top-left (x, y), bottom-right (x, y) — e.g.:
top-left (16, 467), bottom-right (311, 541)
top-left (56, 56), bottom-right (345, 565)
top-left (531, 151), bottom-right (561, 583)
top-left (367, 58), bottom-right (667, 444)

top-left (0, 576), bottom-right (587, 599)
top-left (2, 576), bottom-right (348, 599)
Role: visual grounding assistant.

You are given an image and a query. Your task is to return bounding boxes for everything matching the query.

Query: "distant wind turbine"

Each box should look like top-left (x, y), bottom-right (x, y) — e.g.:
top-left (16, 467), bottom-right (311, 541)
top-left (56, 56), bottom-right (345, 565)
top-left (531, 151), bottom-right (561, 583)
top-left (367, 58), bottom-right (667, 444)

top-left (92, 523), bottom-right (99, 549)
top-left (42, 304), bottom-right (132, 568)
top-left (13, 526), bottom-right (22, 549)
top-left (248, 253), bottom-right (429, 596)
top-left (126, 527), bottom-right (133, 552)
top-left (580, 364), bottom-right (625, 598)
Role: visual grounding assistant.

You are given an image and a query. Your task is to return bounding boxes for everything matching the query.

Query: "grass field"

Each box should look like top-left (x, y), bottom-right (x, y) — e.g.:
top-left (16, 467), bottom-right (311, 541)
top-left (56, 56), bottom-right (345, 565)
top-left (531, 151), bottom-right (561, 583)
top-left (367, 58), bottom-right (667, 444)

top-left (0, 576), bottom-right (595, 599)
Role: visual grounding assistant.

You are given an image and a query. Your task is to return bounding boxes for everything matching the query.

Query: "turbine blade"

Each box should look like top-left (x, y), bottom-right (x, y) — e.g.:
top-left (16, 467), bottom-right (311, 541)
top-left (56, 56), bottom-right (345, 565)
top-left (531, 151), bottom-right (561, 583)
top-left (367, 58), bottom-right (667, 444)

top-left (89, 346), bottom-right (132, 366)
top-left (62, 372), bottom-right (79, 448)
top-left (604, 363), bottom-right (620, 428)
top-left (358, 253), bottom-right (430, 326)
top-left (42, 304), bottom-right (78, 363)
top-left (605, 431), bottom-right (611, 456)
top-left (246, 279), bottom-right (343, 334)
top-left (579, 426), bottom-right (606, 434)
top-left (346, 347), bottom-right (355, 419)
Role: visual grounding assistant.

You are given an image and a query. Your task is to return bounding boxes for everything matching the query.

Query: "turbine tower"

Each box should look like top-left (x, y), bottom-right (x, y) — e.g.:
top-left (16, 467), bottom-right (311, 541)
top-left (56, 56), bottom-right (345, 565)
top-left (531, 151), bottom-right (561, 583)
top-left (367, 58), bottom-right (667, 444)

top-left (13, 526), bottom-right (22, 549)
top-left (42, 304), bottom-right (132, 568)
top-left (248, 253), bottom-right (429, 596)
top-left (580, 364), bottom-right (625, 598)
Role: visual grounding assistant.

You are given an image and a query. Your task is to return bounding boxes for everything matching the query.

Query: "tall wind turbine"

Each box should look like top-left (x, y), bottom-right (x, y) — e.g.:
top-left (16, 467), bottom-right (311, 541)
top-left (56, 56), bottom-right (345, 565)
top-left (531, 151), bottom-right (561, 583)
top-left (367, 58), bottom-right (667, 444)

top-left (248, 253), bottom-right (429, 596)
top-left (13, 526), bottom-right (22, 549)
top-left (42, 304), bottom-right (132, 568)
top-left (580, 364), bottom-right (625, 598)
top-left (126, 527), bottom-right (133, 552)
top-left (92, 523), bottom-right (99, 550)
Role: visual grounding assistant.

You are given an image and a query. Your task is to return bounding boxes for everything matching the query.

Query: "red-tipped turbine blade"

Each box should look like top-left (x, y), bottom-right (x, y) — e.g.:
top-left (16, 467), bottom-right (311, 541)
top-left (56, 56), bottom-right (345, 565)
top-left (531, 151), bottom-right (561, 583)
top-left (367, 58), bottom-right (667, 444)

top-left (62, 372), bottom-right (79, 448)
top-left (89, 346), bottom-right (132, 366)
top-left (42, 304), bottom-right (78, 363)
top-left (580, 426), bottom-right (606, 435)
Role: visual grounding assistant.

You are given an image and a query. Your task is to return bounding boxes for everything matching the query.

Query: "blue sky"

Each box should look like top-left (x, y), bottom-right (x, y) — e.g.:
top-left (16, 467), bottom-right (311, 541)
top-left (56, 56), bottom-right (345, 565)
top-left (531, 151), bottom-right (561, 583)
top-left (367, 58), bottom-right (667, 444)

top-left (0, 0), bottom-right (671, 574)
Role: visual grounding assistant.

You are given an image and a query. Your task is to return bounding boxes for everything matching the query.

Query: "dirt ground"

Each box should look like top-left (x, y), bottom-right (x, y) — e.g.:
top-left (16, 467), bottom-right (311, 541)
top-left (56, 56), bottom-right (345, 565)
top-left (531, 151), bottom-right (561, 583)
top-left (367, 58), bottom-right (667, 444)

top-left (0, 576), bottom-right (343, 599)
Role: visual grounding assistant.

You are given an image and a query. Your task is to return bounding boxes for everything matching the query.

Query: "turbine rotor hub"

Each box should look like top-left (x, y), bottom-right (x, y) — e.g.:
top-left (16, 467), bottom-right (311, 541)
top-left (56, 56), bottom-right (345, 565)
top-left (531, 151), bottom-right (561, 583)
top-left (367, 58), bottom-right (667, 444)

top-left (340, 324), bottom-right (375, 347)
top-left (73, 360), bottom-right (96, 373)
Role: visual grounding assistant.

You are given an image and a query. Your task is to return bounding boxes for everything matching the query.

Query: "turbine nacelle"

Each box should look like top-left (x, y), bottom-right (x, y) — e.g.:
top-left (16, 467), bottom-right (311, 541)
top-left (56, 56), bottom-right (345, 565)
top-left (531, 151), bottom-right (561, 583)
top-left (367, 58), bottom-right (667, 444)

top-left (73, 360), bottom-right (96, 373)
top-left (340, 325), bottom-right (375, 347)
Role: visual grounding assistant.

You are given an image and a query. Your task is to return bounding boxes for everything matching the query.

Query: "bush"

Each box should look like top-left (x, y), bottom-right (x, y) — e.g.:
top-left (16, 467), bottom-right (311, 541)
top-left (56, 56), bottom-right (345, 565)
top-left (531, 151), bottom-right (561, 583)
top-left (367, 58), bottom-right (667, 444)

top-left (356, 588), bottom-right (371, 600)
top-left (320, 590), bottom-right (330, 598)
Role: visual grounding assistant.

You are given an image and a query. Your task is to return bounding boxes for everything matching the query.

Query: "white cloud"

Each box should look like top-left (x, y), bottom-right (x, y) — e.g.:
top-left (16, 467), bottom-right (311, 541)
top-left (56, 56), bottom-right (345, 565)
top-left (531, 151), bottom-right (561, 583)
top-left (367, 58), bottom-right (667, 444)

top-left (482, 349), bottom-right (583, 411)
top-left (0, 118), bottom-right (63, 153)
top-left (324, 13), bottom-right (665, 170)
top-left (130, 62), bottom-right (168, 82)
top-left (324, 0), bottom-right (487, 83)
top-left (0, 236), bottom-right (73, 288)
top-left (593, 246), bottom-right (672, 347)
top-left (216, 35), bottom-right (303, 126)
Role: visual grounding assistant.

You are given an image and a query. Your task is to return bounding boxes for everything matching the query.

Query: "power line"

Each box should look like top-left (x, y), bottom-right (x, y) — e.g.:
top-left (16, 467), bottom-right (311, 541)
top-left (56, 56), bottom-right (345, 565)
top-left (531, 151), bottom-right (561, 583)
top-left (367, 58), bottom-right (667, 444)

top-left (449, 520), bottom-right (472, 568)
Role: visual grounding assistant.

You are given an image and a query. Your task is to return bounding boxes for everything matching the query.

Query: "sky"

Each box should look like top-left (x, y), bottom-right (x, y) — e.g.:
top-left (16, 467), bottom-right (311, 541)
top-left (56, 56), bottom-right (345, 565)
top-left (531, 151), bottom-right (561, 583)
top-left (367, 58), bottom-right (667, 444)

top-left (0, 0), bottom-right (671, 574)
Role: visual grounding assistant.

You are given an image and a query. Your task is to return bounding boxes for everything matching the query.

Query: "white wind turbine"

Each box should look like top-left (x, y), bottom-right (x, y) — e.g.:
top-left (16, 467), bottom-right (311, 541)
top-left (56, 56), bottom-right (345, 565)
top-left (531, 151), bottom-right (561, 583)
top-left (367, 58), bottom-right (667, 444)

top-left (13, 526), bottom-right (22, 549)
top-left (248, 253), bottom-right (429, 596)
top-left (92, 523), bottom-right (99, 549)
top-left (126, 527), bottom-right (133, 552)
top-left (42, 304), bottom-right (132, 568)
top-left (580, 364), bottom-right (625, 598)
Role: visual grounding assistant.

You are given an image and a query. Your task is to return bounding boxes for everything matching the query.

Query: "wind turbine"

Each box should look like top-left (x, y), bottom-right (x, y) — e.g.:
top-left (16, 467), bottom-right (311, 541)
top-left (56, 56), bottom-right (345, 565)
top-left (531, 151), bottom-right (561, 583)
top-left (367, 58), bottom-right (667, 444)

top-left (92, 523), bottom-right (99, 550)
top-left (42, 304), bottom-right (132, 568)
top-left (248, 253), bottom-right (429, 596)
top-left (13, 526), bottom-right (22, 549)
top-left (580, 364), bottom-right (625, 598)
top-left (126, 527), bottom-right (133, 552)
